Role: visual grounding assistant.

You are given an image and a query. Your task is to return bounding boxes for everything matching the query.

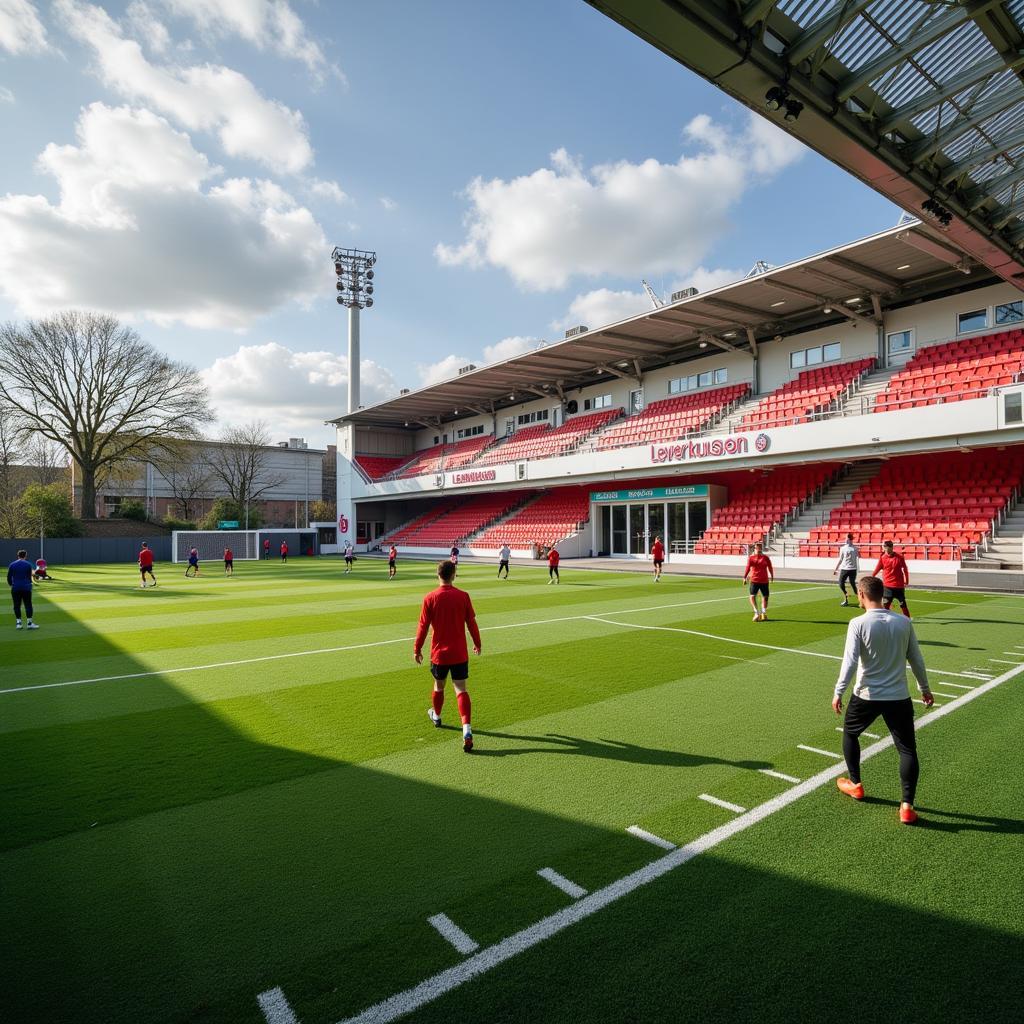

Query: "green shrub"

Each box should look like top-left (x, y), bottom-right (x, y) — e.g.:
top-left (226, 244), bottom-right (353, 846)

top-left (162, 516), bottom-right (198, 531)
top-left (116, 499), bottom-right (148, 522)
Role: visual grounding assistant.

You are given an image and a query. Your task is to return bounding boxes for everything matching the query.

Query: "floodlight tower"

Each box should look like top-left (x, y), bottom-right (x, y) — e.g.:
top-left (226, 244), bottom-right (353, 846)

top-left (332, 246), bottom-right (376, 413)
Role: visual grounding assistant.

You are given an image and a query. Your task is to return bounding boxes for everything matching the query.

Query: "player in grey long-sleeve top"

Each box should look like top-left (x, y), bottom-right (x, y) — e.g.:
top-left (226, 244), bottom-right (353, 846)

top-left (832, 575), bottom-right (933, 824)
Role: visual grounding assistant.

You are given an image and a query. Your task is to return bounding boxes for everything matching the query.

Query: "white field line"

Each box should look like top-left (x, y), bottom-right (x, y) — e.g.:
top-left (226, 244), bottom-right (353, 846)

top-left (797, 744), bottom-right (844, 759)
top-left (1002, 652), bottom-right (1024, 657)
top-left (626, 826), bottom-right (676, 851)
top-left (931, 691), bottom-right (961, 699)
top-left (426, 914), bottom-right (479, 956)
top-left (330, 662), bottom-right (1024, 1024)
top-left (913, 699), bottom-right (942, 707)
top-left (585, 616), bottom-right (976, 680)
top-left (837, 728), bottom-right (881, 738)
top-left (257, 987), bottom-right (299, 1024)
top-left (698, 794), bottom-right (746, 814)
top-left (758, 769), bottom-right (801, 784)
top-left (962, 673), bottom-right (993, 680)
top-left (989, 659), bottom-right (1024, 666)
top-left (537, 868), bottom-right (588, 900)
top-left (937, 681), bottom-right (973, 690)
top-left (0, 587), bottom-right (829, 697)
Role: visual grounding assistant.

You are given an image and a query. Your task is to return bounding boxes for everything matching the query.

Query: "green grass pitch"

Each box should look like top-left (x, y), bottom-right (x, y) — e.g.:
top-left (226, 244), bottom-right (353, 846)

top-left (2, 557), bottom-right (1023, 1024)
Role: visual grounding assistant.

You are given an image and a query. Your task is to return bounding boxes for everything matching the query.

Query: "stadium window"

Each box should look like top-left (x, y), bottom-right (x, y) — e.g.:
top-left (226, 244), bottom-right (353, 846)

top-left (806, 347), bottom-right (823, 366)
top-left (668, 368), bottom-right (727, 394)
top-left (456, 424), bottom-right (484, 439)
top-left (593, 394), bottom-right (612, 409)
top-left (698, 371), bottom-right (712, 386)
top-left (433, 435), bottom-right (439, 445)
top-left (823, 342), bottom-right (841, 361)
top-left (1006, 392), bottom-right (1023, 424)
top-left (996, 300), bottom-right (1024, 325)
top-left (886, 330), bottom-right (913, 357)
top-left (957, 308), bottom-right (988, 334)
top-left (790, 349), bottom-right (806, 369)
top-left (714, 368), bottom-right (727, 384)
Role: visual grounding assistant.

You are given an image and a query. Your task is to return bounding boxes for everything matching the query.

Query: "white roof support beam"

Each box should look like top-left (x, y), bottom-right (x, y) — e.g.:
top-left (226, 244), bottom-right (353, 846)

top-left (745, 328), bottom-right (758, 357)
top-left (596, 364), bottom-right (641, 383)
top-left (821, 254), bottom-right (901, 290)
top-left (910, 92), bottom-right (1024, 164)
top-left (836, 0), bottom-right (1005, 104)
top-left (940, 127), bottom-right (1024, 184)
top-left (877, 52), bottom-right (1024, 134)
top-left (785, 0), bottom-right (873, 65)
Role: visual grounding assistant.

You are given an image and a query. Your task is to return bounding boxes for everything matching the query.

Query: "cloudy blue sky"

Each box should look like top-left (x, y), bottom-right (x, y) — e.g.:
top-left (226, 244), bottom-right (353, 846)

top-left (0, 0), bottom-right (900, 446)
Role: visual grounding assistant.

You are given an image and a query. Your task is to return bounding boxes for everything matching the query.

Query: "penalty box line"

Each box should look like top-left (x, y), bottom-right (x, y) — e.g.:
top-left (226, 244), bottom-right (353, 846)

top-left (585, 616), bottom-right (977, 680)
top-left (0, 586), bottom-right (830, 697)
top-left (329, 661), bottom-right (1024, 1024)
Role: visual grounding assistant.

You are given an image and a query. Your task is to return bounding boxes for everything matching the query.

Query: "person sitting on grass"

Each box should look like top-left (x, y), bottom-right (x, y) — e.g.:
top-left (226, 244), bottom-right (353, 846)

top-left (33, 557), bottom-right (53, 581)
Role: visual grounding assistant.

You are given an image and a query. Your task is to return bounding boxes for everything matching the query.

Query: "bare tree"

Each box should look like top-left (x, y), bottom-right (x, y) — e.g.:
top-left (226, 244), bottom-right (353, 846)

top-left (0, 400), bottom-right (24, 536)
top-left (155, 440), bottom-right (212, 521)
top-left (25, 434), bottom-right (68, 487)
top-left (0, 311), bottom-right (214, 517)
top-left (207, 422), bottom-right (286, 528)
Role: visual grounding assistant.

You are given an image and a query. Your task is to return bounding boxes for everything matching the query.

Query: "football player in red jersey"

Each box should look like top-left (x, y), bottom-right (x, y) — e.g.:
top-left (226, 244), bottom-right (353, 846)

top-left (415, 560), bottom-right (482, 752)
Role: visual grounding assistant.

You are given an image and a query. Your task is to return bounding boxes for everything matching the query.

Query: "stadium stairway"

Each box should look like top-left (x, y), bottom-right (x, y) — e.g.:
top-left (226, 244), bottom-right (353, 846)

top-left (963, 496), bottom-right (1024, 571)
top-left (834, 365), bottom-right (902, 417)
top-left (379, 499), bottom-right (460, 546)
top-left (765, 461), bottom-right (884, 555)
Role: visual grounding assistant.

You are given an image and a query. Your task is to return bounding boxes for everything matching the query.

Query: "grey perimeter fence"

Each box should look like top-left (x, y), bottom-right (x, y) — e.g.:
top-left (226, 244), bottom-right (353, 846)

top-left (0, 536), bottom-right (173, 566)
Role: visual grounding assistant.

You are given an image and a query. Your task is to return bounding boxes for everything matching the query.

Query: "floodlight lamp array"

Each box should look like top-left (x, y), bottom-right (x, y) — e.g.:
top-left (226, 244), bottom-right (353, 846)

top-left (332, 246), bottom-right (377, 309)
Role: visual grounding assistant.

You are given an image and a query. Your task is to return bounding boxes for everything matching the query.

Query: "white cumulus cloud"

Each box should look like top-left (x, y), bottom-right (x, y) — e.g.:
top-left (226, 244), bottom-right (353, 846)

top-left (435, 112), bottom-right (803, 291)
top-left (58, 0), bottom-right (314, 173)
top-left (310, 178), bottom-right (349, 203)
top-left (202, 342), bottom-right (397, 440)
top-left (555, 266), bottom-right (746, 332)
top-left (418, 335), bottom-right (542, 387)
top-left (0, 0), bottom-right (49, 54)
top-left (124, 1), bottom-right (172, 54)
top-left (159, 0), bottom-right (339, 81)
top-left (0, 102), bottom-right (327, 328)
top-left (0, 85), bottom-right (14, 103)
top-left (380, 196), bottom-right (398, 212)
top-left (483, 335), bottom-right (538, 363)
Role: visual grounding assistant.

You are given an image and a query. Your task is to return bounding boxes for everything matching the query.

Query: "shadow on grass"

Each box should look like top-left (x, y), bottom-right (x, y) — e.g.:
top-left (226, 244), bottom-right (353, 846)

top-left (472, 730), bottom-right (771, 769)
top-left (861, 796), bottom-right (1024, 834)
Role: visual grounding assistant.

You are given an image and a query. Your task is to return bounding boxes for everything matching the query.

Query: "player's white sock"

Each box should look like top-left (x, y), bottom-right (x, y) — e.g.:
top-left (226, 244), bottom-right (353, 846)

top-left (462, 723), bottom-right (472, 737)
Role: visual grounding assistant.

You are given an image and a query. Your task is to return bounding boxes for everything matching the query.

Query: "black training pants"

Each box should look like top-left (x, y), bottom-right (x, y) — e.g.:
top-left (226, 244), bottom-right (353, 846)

top-left (842, 694), bottom-right (919, 803)
top-left (12, 590), bottom-right (33, 619)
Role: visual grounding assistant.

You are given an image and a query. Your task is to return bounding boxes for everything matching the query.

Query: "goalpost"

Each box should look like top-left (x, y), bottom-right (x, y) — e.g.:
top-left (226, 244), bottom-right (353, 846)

top-left (172, 530), bottom-right (261, 563)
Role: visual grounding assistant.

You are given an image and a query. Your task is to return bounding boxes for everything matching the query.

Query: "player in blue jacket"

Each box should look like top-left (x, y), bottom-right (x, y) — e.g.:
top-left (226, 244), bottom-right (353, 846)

top-left (7, 549), bottom-right (38, 630)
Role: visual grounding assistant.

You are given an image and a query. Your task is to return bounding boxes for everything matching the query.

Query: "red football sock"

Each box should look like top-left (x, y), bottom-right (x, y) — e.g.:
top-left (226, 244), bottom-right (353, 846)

top-left (432, 689), bottom-right (444, 715)
top-left (456, 691), bottom-right (471, 725)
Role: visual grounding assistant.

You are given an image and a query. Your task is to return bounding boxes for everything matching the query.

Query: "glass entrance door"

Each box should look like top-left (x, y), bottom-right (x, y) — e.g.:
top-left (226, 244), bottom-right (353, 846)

top-left (612, 505), bottom-right (627, 554)
top-left (629, 504), bottom-right (646, 554)
top-left (647, 503), bottom-right (665, 553)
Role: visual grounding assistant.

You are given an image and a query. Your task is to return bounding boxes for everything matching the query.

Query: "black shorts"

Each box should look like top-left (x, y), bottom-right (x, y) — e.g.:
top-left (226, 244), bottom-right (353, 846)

top-left (883, 587), bottom-right (907, 604)
top-left (224, 559), bottom-right (233, 568)
top-left (431, 661), bottom-right (469, 682)
top-left (749, 582), bottom-right (769, 597)
top-left (139, 565), bottom-right (151, 575)
top-left (653, 559), bottom-right (664, 568)
top-left (388, 559), bottom-right (396, 568)
top-left (499, 559), bottom-right (509, 568)
top-left (838, 569), bottom-right (857, 588)
top-left (345, 555), bottom-right (353, 563)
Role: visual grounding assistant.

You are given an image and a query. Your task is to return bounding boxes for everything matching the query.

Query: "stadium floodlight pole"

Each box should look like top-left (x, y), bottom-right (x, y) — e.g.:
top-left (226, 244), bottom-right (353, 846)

top-left (332, 246), bottom-right (377, 414)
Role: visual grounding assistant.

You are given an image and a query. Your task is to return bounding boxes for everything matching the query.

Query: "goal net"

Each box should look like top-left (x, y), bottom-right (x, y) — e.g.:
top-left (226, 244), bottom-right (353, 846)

top-left (172, 530), bottom-right (260, 562)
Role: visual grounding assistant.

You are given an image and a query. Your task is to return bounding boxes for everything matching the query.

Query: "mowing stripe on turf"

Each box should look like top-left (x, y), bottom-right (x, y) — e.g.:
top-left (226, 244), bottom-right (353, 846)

top-left (537, 868), bottom-right (587, 900)
top-left (426, 914), bottom-right (479, 955)
top-left (797, 744), bottom-right (844, 759)
top-left (323, 661), bottom-right (1024, 1024)
top-left (257, 987), bottom-right (299, 1024)
top-left (758, 769), bottom-right (801, 783)
top-left (625, 826), bottom-right (675, 850)
top-left (698, 794), bottom-right (746, 814)
top-left (0, 588), bottom-right (829, 696)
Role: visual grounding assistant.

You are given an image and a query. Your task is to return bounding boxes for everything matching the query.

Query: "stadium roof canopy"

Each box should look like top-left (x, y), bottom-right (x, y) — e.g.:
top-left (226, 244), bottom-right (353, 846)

top-left (586, 0), bottom-right (1024, 290)
top-left (337, 222), bottom-right (988, 429)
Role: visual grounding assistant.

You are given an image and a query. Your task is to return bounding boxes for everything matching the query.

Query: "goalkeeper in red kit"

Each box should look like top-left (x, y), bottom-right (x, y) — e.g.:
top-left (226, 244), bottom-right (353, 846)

top-left (414, 560), bottom-right (482, 753)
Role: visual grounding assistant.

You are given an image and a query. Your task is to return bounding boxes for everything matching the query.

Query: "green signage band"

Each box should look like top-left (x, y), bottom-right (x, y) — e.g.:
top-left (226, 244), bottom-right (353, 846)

top-left (217, 520), bottom-right (240, 529)
top-left (589, 485), bottom-right (709, 502)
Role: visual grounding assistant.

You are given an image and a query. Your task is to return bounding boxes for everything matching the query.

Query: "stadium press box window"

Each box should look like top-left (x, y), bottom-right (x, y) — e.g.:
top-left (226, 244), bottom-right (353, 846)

top-left (996, 300), bottom-right (1024, 325)
top-left (668, 367), bottom-right (727, 394)
top-left (456, 424), bottom-right (485, 439)
top-left (790, 342), bottom-right (841, 369)
top-left (957, 308), bottom-right (989, 334)
top-left (1006, 392), bottom-right (1023, 425)
top-left (584, 394), bottom-right (613, 410)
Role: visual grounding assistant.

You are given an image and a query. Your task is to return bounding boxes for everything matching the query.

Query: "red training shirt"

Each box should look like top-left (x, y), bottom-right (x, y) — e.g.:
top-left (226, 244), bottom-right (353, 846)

top-left (548, 549), bottom-right (560, 566)
top-left (651, 540), bottom-right (665, 561)
top-left (744, 554), bottom-right (773, 584)
top-left (873, 552), bottom-right (909, 588)
top-left (281, 542), bottom-right (288, 553)
top-left (389, 546), bottom-right (397, 559)
top-left (414, 584), bottom-right (482, 665)
top-left (138, 548), bottom-right (154, 568)
top-left (224, 549), bottom-right (233, 560)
